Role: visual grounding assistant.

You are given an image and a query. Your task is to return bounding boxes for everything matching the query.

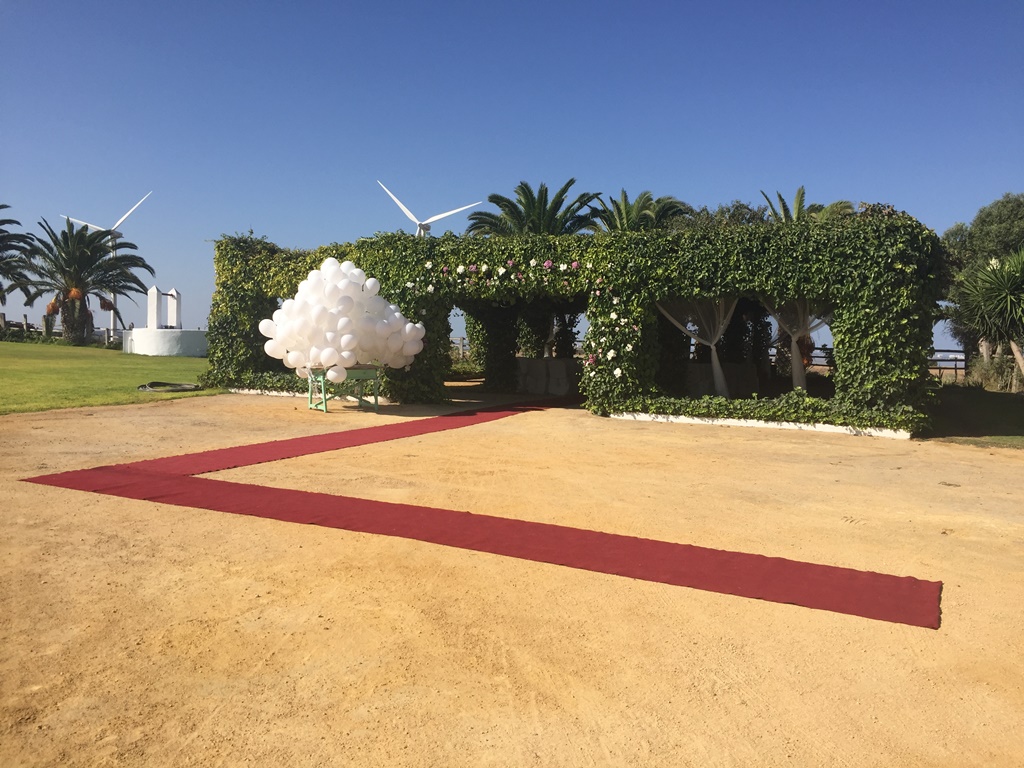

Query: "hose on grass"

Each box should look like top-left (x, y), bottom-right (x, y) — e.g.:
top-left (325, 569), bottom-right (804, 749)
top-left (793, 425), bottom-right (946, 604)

top-left (137, 382), bottom-right (203, 392)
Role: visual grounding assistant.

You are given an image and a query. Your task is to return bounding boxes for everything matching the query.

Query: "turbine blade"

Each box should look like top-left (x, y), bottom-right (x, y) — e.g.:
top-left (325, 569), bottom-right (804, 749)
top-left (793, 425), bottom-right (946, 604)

top-left (423, 201), bottom-right (483, 224)
top-left (64, 215), bottom-right (106, 230)
top-left (377, 181), bottom-right (420, 225)
top-left (112, 191), bottom-right (152, 230)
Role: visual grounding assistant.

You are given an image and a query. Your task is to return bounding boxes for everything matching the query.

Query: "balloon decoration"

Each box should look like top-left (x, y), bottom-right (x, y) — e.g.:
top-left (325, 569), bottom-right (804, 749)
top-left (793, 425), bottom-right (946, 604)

top-left (258, 258), bottom-right (426, 382)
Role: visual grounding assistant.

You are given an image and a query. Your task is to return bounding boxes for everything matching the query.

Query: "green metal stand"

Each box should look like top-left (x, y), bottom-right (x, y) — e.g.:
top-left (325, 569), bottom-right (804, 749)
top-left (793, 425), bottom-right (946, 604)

top-left (306, 365), bottom-right (380, 413)
top-left (347, 366), bottom-right (380, 412)
top-left (307, 367), bottom-right (330, 412)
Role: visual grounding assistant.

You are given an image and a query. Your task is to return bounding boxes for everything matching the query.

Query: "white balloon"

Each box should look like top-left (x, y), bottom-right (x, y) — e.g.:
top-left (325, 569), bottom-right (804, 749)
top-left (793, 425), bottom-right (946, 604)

top-left (361, 336), bottom-right (382, 356)
top-left (281, 321), bottom-right (302, 348)
top-left (272, 259), bottom-right (419, 381)
top-left (382, 314), bottom-right (400, 334)
top-left (321, 258), bottom-right (341, 279)
top-left (312, 304), bottom-right (329, 328)
top-left (258, 318), bottom-right (276, 338)
top-left (294, 317), bottom-right (313, 341)
top-left (320, 347), bottom-right (340, 367)
top-left (357, 316), bottom-right (377, 336)
top-left (327, 366), bottom-right (348, 383)
top-left (291, 298), bottom-right (310, 318)
top-left (296, 367), bottom-right (310, 379)
top-left (264, 339), bottom-right (286, 359)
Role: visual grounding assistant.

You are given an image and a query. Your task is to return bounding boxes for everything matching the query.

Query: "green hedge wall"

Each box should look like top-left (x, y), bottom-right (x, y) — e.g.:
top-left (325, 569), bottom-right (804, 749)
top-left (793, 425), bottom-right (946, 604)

top-left (201, 208), bottom-right (943, 432)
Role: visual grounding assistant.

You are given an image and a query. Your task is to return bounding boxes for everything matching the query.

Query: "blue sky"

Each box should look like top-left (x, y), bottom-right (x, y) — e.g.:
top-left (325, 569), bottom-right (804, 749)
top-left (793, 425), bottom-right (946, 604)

top-left (4, 0), bottom-right (1022, 346)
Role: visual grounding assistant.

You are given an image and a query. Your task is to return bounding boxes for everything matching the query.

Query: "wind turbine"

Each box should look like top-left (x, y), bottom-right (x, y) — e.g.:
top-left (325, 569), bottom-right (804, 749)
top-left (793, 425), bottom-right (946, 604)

top-left (377, 181), bottom-right (480, 237)
top-left (62, 191), bottom-right (152, 239)
top-left (61, 191), bottom-right (153, 334)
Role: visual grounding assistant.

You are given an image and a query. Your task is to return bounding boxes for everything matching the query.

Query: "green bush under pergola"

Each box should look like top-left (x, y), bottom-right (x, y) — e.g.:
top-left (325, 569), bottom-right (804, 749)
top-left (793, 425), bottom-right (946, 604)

top-left (202, 205), bottom-right (943, 433)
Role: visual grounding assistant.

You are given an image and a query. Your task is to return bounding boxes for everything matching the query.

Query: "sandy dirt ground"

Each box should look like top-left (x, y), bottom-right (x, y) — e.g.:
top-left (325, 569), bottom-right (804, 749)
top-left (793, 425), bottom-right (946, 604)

top-left (2, 387), bottom-right (1023, 767)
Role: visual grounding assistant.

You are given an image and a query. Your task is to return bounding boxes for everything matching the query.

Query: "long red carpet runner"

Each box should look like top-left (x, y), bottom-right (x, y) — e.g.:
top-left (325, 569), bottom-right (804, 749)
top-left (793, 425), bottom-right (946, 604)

top-left (24, 402), bottom-right (942, 629)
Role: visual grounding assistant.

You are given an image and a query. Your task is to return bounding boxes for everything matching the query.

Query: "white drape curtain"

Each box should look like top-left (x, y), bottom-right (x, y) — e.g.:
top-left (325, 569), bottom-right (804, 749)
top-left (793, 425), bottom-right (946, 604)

top-left (759, 297), bottom-right (830, 391)
top-left (656, 298), bottom-right (738, 397)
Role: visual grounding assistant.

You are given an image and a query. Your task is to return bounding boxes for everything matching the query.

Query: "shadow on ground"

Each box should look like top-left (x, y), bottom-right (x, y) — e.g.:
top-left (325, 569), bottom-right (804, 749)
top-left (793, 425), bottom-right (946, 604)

top-left (927, 386), bottom-right (1024, 447)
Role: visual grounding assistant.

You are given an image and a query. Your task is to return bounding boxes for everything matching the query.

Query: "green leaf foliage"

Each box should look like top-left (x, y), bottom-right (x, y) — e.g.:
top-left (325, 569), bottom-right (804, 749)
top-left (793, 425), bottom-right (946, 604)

top-left (203, 209), bottom-right (942, 431)
top-left (958, 248), bottom-right (1024, 344)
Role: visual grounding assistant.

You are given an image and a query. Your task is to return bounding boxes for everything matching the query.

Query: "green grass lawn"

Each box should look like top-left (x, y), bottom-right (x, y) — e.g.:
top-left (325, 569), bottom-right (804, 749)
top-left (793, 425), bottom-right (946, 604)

top-left (0, 342), bottom-right (223, 415)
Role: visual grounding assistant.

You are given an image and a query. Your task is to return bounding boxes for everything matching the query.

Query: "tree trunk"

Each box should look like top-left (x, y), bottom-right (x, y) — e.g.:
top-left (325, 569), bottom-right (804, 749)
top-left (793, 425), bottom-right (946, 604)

top-left (790, 335), bottom-right (807, 391)
top-left (61, 300), bottom-right (89, 346)
top-left (980, 338), bottom-right (992, 362)
top-left (1010, 340), bottom-right (1024, 388)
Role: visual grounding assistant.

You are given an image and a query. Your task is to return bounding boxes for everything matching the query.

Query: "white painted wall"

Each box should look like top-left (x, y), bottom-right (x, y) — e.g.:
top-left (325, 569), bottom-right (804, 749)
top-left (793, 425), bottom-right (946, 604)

top-left (123, 328), bottom-right (207, 357)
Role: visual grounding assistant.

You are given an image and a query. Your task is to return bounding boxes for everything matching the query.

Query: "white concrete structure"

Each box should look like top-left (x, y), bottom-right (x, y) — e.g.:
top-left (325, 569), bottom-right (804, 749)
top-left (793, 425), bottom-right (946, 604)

top-left (123, 286), bottom-right (207, 357)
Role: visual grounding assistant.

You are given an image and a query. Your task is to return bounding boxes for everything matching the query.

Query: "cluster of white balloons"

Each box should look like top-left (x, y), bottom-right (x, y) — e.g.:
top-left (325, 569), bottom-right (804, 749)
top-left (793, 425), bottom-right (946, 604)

top-left (258, 257), bottom-right (426, 383)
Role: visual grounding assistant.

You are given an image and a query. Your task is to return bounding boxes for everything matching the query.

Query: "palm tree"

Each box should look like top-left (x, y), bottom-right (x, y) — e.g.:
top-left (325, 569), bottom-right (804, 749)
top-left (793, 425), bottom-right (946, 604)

top-left (592, 190), bottom-right (692, 232)
top-left (466, 179), bottom-right (600, 236)
top-left (0, 204), bottom-right (33, 306)
top-left (760, 186), bottom-right (854, 223)
top-left (957, 247), bottom-right (1024, 381)
top-left (761, 186), bottom-right (814, 222)
top-left (814, 199), bottom-right (856, 221)
top-left (21, 219), bottom-right (155, 345)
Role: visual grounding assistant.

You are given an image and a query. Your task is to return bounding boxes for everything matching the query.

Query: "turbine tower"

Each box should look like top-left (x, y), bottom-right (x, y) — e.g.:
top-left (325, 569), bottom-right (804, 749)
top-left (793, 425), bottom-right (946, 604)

top-left (61, 192), bottom-right (152, 335)
top-left (377, 181), bottom-right (480, 237)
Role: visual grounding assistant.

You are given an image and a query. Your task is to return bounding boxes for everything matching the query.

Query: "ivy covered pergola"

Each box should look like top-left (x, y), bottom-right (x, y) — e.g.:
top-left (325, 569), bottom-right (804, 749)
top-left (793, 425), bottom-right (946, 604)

top-left (202, 206), bottom-right (943, 432)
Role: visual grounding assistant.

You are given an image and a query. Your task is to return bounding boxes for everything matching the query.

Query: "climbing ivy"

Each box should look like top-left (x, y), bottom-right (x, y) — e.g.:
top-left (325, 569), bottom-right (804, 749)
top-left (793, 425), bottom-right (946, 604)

top-left (201, 210), bottom-right (943, 432)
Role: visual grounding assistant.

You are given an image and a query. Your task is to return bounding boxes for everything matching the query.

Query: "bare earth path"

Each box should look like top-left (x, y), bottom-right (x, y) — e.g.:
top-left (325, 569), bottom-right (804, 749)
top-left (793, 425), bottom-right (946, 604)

top-left (2, 390), bottom-right (1022, 766)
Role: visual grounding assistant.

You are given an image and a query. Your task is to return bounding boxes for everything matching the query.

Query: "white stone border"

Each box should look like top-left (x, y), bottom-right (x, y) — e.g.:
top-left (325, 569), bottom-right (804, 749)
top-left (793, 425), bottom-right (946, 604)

top-left (229, 388), bottom-right (307, 397)
top-left (611, 412), bottom-right (911, 439)
top-left (228, 388), bottom-right (392, 406)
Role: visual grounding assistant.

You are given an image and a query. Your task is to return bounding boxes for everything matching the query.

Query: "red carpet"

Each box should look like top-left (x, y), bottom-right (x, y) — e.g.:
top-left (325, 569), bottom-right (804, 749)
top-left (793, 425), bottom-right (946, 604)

top-left (24, 403), bottom-right (942, 629)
